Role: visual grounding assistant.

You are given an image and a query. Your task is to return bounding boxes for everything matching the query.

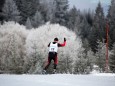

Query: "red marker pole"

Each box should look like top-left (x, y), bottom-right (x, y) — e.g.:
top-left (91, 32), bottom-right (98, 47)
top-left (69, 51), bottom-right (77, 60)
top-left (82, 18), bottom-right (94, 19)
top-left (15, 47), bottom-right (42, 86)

top-left (105, 22), bottom-right (109, 72)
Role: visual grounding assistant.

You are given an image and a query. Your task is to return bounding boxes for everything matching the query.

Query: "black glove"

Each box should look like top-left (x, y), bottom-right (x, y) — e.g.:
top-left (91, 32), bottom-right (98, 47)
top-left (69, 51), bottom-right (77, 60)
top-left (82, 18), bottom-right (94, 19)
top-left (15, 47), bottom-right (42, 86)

top-left (64, 38), bottom-right (66, 41)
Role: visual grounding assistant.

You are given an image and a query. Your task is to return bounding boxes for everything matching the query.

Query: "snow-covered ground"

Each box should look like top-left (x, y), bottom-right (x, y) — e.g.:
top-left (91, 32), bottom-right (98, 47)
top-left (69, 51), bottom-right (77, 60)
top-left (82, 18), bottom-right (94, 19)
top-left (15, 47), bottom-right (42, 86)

top-left (0, 73), bottom-right (115, 86)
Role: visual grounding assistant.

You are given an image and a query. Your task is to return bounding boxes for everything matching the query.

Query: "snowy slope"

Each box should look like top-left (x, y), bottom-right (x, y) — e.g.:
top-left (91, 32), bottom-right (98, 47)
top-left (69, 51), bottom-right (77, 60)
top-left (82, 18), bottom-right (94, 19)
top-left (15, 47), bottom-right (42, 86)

top-left (0, 74), bottom-right (115, 86)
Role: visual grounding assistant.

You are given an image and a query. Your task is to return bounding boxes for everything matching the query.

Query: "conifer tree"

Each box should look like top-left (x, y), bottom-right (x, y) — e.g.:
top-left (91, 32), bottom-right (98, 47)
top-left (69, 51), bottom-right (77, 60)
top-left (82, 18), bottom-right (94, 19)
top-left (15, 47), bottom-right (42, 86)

top-left (0, 0), bottom-right (5, 23)
top-left (2, 0), bottom-right (21, 22)
top-left (107, 0), bottom-right (115, 48)
top-left (14, 0), bottom-right (41, 24)
top-left (32, 11), bottom-right (44, 28)
top-left (93, 2), bottom-right (105, 41)
top-left (109, 43), bottom-right (115, 73)
top-left (95, 40), bottom-right (106, 72)
top-left (52, 0), bottom-right (69, 26)
top-left (67, 6), bottom-right (80, 31)
top-left (89, 2), bottom-right (105, 53)
top-left (25, 17), bottom-right (32, 29)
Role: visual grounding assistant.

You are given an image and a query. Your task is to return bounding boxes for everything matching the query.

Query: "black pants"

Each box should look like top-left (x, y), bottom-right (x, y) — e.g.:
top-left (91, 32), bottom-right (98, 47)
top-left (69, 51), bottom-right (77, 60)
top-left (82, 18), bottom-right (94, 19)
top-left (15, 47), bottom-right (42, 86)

top-left (44, 52), bottom-right (57, 70)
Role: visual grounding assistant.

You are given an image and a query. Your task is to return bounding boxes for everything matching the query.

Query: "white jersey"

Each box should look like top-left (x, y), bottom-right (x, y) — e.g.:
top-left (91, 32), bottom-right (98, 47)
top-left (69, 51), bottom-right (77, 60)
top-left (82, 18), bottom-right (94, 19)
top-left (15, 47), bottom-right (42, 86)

top-left (49, 42), bottom-right (58, 52)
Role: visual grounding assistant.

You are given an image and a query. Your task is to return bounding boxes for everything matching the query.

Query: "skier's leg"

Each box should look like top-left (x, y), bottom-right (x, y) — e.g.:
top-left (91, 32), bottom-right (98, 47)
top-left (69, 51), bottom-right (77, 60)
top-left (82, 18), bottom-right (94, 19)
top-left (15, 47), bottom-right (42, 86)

top-left (53, 55), bottom-right (58, 73)
top-left (54, 55), bottom-right (58, 69)
top-left (44, 56), bottom-right (51, 70)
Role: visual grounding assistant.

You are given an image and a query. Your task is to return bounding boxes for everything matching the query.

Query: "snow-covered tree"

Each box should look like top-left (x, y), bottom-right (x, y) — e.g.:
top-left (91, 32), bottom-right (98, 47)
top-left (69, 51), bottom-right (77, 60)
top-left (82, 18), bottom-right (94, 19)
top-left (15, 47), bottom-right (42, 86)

top-left (39, 0), bottom-right (56, 22)
top-left (58, 51), bottom-right (73, 73)
top-left (0, 0), bottom-right (5, 11)
top-left (0, 0), bottom-right (5, 23)
top-left (0, 21), bottom-right (82, 74)
top-left (26, 22), bottom-right (82, 73)
top-left (89, 2), bottom-right (105, 53)
top-left (85, 9), bottom-right (94, 27)
top-left (93, 2), bottom-right (105, 41)
top-left (73, 47), bottom-right (87, 74)
top-left (51, 0), bottom-right (69, 26)
top-left (95, 40), bottom-right (106, 72)
top-left (0, 22), bottom-right (27, 73)
top-left (74, 44), bottom-right (96, 74)
top-left (14, 0), bottom-right (41, 24)
top-left (2, 0), bottom-right (21, 22)
top-left (25, 17), bottom-right (32, 29)
top-left (107, 0), bottom-right (115, 48)
top-left (79, 16), bottom-right (91, 39)
top-left (109, 43), bottom-right (115, 73)
top-left (26, 38), bottom-right (43, 74)
top-left (67, 6), bottom-right (81, 32)
top-left (32, 11), bottom-right (44, 28)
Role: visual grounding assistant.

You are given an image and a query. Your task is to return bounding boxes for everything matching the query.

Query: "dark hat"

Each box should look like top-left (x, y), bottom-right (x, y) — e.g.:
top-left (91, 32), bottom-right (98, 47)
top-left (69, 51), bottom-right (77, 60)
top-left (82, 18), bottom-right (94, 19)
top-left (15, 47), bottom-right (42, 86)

top-left (54, 37), bottom-right (58, 41)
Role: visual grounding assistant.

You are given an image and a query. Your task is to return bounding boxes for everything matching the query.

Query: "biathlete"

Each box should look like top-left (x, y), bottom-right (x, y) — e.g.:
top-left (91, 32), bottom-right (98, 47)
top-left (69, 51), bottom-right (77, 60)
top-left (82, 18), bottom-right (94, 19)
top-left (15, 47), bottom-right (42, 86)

top-left (43, 37), bottom-right (66, 73)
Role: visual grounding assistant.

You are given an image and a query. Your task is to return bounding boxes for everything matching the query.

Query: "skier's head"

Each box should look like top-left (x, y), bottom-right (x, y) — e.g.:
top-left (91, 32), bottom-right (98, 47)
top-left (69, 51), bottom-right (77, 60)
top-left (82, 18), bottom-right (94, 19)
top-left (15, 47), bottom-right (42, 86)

top-left (54, 37), bottom-right (58, 42)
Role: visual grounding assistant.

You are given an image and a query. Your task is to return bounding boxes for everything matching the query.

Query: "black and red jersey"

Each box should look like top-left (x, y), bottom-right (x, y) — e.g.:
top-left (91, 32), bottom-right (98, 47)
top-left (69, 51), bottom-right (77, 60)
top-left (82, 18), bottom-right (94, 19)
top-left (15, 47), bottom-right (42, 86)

top-left (48, 41), bottom-right (66, 47)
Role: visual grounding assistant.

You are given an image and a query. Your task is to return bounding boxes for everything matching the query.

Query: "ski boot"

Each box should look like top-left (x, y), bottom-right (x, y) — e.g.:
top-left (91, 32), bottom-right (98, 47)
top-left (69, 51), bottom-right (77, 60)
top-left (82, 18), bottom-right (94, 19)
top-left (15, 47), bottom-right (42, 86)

top-left (52, 69), bottom-right (57, 74)
top-left (42, 70), bottom-right (47, 74)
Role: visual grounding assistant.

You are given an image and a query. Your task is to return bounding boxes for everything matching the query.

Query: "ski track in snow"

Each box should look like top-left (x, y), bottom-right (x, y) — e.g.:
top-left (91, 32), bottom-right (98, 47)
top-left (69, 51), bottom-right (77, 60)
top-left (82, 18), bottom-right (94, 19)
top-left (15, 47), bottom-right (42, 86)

top-left (0, 74), bottom-right (115, 86)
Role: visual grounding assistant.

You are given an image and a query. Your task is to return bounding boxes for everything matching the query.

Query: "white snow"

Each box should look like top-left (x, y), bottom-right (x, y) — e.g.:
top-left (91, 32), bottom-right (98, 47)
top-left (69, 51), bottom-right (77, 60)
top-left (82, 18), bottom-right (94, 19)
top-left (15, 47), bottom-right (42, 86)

top-left (0, 73), bottom-right (115, 86)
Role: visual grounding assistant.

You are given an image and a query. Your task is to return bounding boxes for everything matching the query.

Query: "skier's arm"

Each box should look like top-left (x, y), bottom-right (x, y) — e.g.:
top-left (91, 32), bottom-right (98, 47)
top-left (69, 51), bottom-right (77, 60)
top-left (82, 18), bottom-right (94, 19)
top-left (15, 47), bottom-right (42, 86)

top-left (58, 38), bottom-right (66, 47)
top-left (48, 42), bottom-right (51, 47)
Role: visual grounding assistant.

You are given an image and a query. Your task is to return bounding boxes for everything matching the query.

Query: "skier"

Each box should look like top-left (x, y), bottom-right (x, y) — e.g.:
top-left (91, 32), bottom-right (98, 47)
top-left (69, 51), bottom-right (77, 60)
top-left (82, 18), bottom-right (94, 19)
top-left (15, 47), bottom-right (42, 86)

top-left (43, 37), bottom-right (66, 74)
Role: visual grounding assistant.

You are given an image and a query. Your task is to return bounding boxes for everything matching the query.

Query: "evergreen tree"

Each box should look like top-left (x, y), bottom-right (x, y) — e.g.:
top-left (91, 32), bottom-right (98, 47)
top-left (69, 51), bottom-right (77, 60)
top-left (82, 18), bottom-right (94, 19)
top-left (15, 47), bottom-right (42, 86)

top-left (58, 52), bottom-right (73, 73)
top-left (42, 0), bottom-right (56, 22)
top-left (0, 22), bottom-right (27, 73)
top-left (107, 0), bottom-right (115, 48)
top-left (89, 2), bottom-right (105, 53)
top-left (73, 47), bottom-right (87, 74)
top-left (14, 0), bottom-right (41, 24)
top-left (0, 0), bottom-right (5, 23)
top-left (74, 39), bottom-right (96, 74)
top-left (80, 16), bottom-right (90, 39)
top-left (0, 0), bottom-right (5, 12)
top-left (74, 50), bottom-right (96, 74)
top-left (32, 11), bottom-right (44, 28)
top-left (27, 42), bottom-right (43, 74)
top-left (52, 0), bottom-right (69, 26)
top-left (82, 39), bottom-right (90, 54)
top-left (109, 43), bottom-right (115, 73)
top-left (95, 40), bottom-right (106, 72)
top-left (85, 9), bottom-right (94, 27)
top-left (67, 6), bottom-right (81, 31)
top-left (86, 49), bottom-right (96, 73)
top-left (88, 27), bottom-right (98, 53)
top-left (2, 0), bottom-right (21, 22)
top-left (39, 2), bottom-right (49, 22)
top-left (25, 17), bottom-right (32, 29)
top-left (93, 2), bottom-right (105, 41)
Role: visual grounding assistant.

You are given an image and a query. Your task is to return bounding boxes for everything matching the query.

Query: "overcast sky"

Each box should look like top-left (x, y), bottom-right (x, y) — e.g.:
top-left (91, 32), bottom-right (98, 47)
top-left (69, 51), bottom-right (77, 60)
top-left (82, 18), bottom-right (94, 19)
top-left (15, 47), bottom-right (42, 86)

top-left (69, 0), bottom-right (111, 12)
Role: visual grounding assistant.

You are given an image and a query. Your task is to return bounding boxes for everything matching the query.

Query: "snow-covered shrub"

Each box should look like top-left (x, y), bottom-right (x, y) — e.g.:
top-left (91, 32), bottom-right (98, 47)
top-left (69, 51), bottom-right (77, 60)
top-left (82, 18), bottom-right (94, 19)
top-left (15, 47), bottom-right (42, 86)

top-left (95, 40), bottom-right (106, 73)
top-left (0, 21), bottom-right (82, 74)
top-left (26, 22), bottom-right (82, 73)
top-left (0, 22), bottom-right (28, 73)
